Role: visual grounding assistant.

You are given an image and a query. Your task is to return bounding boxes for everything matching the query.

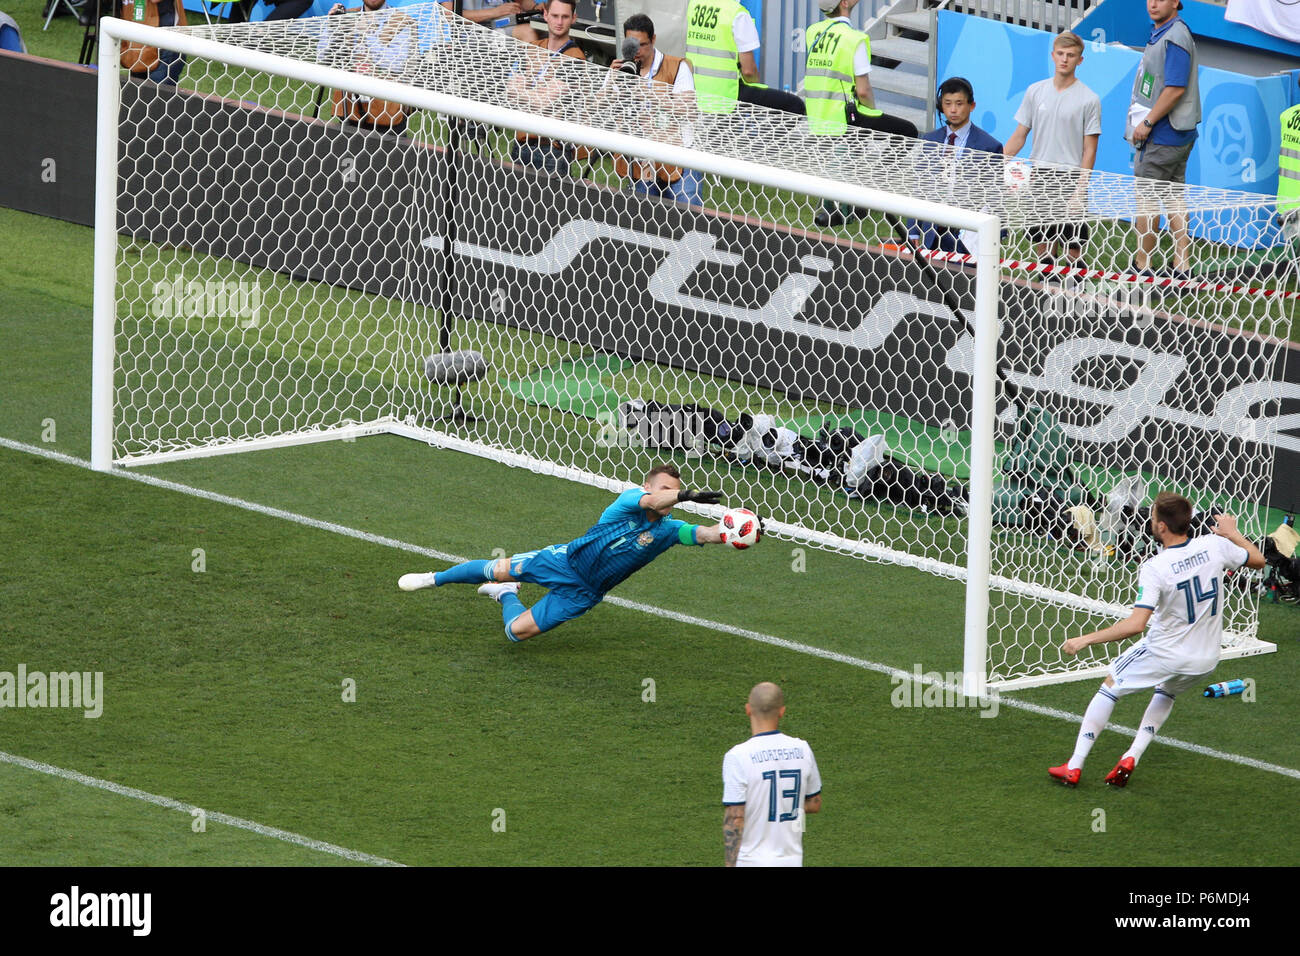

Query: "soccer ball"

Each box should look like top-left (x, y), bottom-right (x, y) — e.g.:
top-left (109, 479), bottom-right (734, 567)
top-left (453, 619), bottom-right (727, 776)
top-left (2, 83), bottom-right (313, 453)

top-left (721, 508), bottom-right (762, 550)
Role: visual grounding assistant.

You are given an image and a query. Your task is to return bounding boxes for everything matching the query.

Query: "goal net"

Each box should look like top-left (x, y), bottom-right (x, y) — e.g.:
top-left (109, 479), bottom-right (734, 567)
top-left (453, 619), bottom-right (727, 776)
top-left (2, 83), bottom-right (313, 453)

top-left (94, 4), bottom-right (1294, 690)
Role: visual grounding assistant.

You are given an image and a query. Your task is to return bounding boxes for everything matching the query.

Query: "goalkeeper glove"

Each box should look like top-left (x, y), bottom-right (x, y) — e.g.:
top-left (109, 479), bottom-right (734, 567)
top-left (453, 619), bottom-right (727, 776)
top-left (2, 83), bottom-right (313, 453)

top-left (677, 488), bottom-right (723, 505)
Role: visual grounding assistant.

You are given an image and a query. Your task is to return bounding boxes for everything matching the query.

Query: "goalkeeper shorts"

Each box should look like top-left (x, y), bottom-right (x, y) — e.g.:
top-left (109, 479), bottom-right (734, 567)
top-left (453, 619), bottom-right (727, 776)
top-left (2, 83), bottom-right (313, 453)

top-left (509, 545), bottom-right (602, 633)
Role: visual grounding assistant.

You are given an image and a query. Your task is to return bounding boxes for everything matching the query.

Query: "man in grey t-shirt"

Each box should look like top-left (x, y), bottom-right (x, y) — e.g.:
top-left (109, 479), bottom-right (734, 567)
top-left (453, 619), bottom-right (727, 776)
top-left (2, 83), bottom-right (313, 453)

top-left (1004, 32), bottom-right (1101, 271)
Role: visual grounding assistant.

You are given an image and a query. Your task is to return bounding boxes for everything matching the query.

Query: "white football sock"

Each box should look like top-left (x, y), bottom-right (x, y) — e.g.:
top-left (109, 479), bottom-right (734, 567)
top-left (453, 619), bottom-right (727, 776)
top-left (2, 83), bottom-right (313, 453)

top-left (1124, 690), bottom-right (1176, 764)
top-left (1069, 688), bottom-right (1118, 771)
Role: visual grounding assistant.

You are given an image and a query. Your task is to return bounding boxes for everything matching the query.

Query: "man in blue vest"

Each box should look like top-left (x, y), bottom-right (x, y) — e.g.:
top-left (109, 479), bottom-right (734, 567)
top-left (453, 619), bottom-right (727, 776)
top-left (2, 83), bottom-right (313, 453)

top-left (1128, 0), bottom-right (1200, 279)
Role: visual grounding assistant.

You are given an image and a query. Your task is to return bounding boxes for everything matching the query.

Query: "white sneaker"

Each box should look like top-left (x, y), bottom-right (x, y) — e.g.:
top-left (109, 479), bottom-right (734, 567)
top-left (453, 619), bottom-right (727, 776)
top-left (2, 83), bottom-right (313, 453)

top-left (398, 572), bottom-right (438, 591)
top-left (477, 581), bottom-right (520, 602)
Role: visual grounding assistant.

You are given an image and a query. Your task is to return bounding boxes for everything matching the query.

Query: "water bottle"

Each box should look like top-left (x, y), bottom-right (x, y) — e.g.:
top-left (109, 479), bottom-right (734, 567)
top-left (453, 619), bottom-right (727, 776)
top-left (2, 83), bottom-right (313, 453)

top-left (1203, 679), bottom-right (1247, 698)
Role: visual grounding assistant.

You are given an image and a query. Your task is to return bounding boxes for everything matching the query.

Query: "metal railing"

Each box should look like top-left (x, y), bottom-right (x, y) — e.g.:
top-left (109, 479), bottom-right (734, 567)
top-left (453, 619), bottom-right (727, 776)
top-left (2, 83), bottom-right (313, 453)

top-left (757, 0), bottom-right (1101, 99)
top-left (941, 0), bottom-right (1097, 36)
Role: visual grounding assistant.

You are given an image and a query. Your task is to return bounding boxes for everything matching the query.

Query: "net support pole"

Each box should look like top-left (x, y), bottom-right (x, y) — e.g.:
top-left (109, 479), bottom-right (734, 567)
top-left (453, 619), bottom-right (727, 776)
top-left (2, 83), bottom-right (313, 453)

top-left (91, 32), bottom-right (123, 473)
top-left (436, 52), bottom-right (464, 356)
top-left (962, 216), bottom-right (1001, 699)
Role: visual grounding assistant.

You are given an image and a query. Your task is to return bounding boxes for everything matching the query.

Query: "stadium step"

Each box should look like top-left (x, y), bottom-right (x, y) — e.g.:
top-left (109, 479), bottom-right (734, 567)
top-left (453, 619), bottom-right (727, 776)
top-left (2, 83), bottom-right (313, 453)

top-left (870, 68), bottom-right (930, 102)
top-left (870, 36), bottom-right (930, 68)
top-left (883, 10), bottom-right (932, 34)
top-left (868, 0), bottom-right (934, 133)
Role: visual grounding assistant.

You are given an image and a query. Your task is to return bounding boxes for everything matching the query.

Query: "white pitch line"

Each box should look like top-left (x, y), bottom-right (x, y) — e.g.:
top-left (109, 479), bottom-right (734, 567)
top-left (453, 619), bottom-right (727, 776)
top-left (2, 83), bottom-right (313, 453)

top-left (4, 436), bottom-right (1299, 784)
top-left (607, 597), bottom-right (1300, 779)
top-left (0, 750), bottom-right (404, 866)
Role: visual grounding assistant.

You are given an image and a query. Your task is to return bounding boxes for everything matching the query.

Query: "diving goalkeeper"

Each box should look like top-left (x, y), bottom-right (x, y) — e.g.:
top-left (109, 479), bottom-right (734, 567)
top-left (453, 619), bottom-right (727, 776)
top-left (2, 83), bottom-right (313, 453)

top-left (398, 464), bottom-right (751, 641)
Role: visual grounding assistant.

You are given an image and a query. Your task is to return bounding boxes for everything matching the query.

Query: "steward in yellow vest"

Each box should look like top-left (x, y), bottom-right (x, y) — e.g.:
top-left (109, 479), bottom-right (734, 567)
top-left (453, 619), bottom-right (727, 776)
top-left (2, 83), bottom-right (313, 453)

top-left (684, 0), bottom-right (745, 113)
top-left (804, 4), bottom-right (879, 137)
top-left (1279, 104), bottom-right (1300, 236)
top-left (685, 0), bottom-right (805, 116)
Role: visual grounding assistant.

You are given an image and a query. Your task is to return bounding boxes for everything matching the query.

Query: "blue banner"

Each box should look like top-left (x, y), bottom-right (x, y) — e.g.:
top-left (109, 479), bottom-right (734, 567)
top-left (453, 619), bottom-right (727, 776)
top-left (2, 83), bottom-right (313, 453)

top-left (936, 10), bottom-right (1292, 246)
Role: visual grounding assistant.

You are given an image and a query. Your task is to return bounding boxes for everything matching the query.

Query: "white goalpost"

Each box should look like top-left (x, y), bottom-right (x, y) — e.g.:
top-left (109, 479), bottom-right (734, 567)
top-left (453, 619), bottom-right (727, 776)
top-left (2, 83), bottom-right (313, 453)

top-left (93, 4), bottom-right (1291, 692)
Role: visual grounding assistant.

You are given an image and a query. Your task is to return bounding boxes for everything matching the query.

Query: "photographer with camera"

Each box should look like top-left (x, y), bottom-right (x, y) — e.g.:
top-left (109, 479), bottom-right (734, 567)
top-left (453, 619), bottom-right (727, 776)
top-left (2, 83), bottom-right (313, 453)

top-left (608, 13), bottom-right (702, 208)
top-left (118, 0), bottom-right (186, 86)
top-left (327, 0), bottom-right (418, 137)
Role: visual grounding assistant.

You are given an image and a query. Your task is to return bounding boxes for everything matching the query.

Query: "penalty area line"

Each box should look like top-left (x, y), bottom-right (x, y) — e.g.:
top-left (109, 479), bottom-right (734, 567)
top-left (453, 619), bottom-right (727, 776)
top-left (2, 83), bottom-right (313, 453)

top-left (0, 750), bottom-right (404, 866)
top-left (3, 436), bottom-right (1299, 783)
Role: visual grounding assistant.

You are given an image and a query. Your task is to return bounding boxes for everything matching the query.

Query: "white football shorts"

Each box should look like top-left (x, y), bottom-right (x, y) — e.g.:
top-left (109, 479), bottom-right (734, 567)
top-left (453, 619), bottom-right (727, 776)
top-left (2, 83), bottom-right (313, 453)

top-left (1107, 642), bottom-right (1214, 698)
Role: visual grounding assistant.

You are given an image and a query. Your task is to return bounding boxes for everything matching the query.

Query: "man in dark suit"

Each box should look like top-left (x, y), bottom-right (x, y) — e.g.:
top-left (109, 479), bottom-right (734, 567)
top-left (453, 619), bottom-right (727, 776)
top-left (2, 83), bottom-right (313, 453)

top-left (907, 77), bottom-right (1003, 254)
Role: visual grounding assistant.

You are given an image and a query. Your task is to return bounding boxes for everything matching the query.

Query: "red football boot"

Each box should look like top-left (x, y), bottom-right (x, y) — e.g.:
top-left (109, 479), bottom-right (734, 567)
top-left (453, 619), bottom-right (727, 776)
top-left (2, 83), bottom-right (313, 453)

top-left (1105, 756), bottom-right (1136, 788)
top-left (1048, 763), bottom-right (1081, 787)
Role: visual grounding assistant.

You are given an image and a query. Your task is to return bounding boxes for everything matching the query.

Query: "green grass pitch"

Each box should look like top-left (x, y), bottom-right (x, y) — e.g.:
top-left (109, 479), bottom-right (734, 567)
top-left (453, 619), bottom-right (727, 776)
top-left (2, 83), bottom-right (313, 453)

top-left (1, 198), bottom-right (1298, 868)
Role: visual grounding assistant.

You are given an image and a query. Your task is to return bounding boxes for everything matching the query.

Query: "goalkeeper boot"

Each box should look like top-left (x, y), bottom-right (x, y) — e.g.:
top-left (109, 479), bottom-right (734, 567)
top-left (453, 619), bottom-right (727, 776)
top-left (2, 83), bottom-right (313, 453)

top-left (1048, 763), bottom-right (1081, 787)
top-left (398, 572), bottom-right (438, 591)
top-left (1105, 756), bottom-right (1136, 788)
top-left (478, 582), bottom-right (520, 603)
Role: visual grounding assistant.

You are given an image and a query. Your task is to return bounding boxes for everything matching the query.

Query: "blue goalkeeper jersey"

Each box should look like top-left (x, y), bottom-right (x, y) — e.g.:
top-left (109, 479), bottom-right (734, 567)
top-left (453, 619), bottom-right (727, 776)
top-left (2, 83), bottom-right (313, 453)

top-left (564, 488), bottom-right (702, 595)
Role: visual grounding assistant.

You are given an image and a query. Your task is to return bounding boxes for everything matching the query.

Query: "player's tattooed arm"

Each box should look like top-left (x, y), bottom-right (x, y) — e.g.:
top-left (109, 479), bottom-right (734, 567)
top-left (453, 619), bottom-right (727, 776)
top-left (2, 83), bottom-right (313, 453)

top-left (723, 805), bottom-right (745, 867)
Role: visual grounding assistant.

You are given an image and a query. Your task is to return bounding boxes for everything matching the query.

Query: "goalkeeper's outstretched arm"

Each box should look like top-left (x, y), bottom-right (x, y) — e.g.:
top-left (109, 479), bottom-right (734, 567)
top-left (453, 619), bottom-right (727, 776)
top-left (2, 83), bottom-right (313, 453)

top-left (637, 487), bottom-right (732, 544)
top-left (695, 524), bottom-right (725, 544)
top-left (638, 486), bottom-right (722, 513)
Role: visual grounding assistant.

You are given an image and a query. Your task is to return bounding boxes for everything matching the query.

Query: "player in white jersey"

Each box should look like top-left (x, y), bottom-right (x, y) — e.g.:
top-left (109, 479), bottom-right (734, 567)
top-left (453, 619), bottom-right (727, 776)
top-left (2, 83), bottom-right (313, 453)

top-left (1049, 492), bottom-right (1265, 787)
top-left (722, 682), bottom-right (821, 866)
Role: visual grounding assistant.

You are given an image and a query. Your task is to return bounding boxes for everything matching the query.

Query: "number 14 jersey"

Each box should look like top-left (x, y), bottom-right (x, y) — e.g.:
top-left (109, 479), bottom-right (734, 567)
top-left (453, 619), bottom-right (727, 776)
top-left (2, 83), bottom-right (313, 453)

top-left (1134, 534), bottom-right (1249, 675)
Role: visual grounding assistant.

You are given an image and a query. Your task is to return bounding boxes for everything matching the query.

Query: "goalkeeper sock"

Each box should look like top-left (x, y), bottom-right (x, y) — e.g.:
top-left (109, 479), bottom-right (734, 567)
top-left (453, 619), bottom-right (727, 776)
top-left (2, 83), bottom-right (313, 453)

top-left (1124, 689), bottom-right (1175, 764)
top-left (500, 590), bottom-right (527, 642)
top-left (434, 559), bottom-right (497, 586)
top-left (1069, 688), bottom-right (1117, 770)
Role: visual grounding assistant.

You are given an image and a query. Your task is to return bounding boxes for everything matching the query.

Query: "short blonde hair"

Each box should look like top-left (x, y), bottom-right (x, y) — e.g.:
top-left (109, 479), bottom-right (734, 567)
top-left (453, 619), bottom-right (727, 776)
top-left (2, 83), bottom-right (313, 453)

top-left (1054, 31), bottom-right (1084, 53)
top-left (748, 682), bottom-right (785, 718)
